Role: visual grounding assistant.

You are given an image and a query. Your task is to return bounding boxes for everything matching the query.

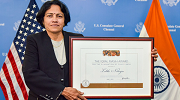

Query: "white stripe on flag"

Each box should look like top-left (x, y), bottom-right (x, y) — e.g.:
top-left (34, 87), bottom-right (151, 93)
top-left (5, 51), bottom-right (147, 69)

top-left (153, 55), bottom-right (180, 100)
top-left (10, 43), bottom-right (22, 72)
top-left (140, 25), bottom-right (180, 100)
top-left (0, 70), bottom-right (13, 100)
top-left (10, 43), bottom-right (29, 93)
top-left (4, 54), bottom-right (24, 100)
top-left (139, 25), bottom-right (149, 37)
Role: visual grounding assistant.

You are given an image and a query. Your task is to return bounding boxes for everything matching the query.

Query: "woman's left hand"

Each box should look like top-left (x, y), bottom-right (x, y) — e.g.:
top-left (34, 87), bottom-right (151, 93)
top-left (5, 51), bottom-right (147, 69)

top-left (151, 48), bottom-right (158, 61)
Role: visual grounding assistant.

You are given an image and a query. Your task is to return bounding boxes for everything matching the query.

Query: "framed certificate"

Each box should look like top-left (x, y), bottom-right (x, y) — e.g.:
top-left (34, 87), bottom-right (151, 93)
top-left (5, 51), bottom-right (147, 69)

top-left (69, 37), bottom-right (154, 99)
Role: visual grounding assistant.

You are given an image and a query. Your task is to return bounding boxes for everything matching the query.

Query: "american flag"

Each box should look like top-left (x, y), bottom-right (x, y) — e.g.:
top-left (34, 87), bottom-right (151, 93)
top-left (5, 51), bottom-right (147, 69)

top-left (0, 0), bottom-right (45, 99)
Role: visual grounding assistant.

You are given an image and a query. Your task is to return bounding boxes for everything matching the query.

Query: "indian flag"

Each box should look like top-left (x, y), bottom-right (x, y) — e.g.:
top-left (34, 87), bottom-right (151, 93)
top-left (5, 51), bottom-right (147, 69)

top-left (122, 0), bottom-right (180, 100)
top-left (139, 0), bottom-right (180, 100)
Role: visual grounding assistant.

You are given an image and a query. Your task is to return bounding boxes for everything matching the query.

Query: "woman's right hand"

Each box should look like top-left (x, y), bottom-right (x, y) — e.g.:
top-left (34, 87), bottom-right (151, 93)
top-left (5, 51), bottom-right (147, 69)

top-left (61, 87), bottom-right (87, 100)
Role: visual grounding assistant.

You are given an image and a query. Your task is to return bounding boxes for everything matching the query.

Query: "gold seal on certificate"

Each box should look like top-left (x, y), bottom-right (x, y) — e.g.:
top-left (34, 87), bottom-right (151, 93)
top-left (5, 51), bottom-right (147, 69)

top-left (82, 80), bottom-right (90, 87)
top-left (70, 37), bottom-right (154, 99)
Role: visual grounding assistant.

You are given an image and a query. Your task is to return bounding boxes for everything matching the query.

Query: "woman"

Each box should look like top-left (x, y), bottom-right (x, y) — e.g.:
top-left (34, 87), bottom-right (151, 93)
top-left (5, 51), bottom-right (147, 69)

top-left (22, 0), bottom-right (86, 100)
top-left (22, 0), bottom-right (158, 100)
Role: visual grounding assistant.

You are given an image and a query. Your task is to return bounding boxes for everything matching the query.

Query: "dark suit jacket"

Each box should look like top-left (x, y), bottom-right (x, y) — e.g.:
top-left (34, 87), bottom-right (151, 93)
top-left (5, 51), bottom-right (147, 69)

top-left (22, 31), bottom-right (83, 100)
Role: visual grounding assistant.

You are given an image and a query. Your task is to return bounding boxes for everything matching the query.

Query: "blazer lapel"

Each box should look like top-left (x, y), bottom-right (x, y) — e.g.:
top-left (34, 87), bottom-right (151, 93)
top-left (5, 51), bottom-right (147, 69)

top-left (43, 31), bottom-right (60, 65)
top-left (63, 31), bottom-right (69, 64)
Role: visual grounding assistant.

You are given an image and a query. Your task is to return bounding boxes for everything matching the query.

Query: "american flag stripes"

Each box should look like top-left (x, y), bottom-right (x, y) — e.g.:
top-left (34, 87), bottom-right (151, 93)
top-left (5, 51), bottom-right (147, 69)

top-left (0, 0), bottom-right (44, 99)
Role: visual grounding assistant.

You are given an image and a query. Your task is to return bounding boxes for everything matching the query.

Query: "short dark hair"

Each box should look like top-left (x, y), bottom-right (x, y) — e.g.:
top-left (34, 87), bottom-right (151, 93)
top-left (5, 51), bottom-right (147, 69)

top-left (36, 0), bottom-right (71, 28)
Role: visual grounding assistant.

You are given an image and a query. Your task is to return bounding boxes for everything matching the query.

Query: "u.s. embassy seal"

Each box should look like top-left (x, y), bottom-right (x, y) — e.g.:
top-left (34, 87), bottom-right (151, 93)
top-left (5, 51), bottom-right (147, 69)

top-left (74, 21), bottom-right (86, 33)
top-left (101, 0), bottom-right (118, 6)
top-left (41, 0), bottom-right (51, 3)
top-left (135, 22), bottom-right (143, 33)
top-left (163, 0), bottom-right (180, 7)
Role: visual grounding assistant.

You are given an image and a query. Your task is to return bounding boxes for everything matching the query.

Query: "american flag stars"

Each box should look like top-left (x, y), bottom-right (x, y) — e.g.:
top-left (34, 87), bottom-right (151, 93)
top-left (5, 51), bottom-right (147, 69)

top-left (31, 10), bottom-right (34, 14)
top-left (13, 2), bottom-right (44, 62)
top-left (21, 24), bottom-right (25, 28)
top-left (23, 19), bottom-right (26, 23)
top-left (26, 8), bottom-right (30, 12)
top-left (33, 4), bottom-right (36, 8)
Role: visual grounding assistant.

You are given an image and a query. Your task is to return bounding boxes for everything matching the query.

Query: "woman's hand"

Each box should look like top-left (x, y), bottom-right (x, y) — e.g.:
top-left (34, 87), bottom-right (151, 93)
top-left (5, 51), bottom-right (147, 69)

top-left (61, 87), bottom-right (87, 100)
top-left (151, 48), bottom-right (158, 61)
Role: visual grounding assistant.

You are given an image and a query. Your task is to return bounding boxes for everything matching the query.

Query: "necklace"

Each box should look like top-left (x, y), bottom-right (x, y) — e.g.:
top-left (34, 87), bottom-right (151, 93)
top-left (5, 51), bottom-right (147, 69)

top-left (52, 38), bottom-right (64, 48)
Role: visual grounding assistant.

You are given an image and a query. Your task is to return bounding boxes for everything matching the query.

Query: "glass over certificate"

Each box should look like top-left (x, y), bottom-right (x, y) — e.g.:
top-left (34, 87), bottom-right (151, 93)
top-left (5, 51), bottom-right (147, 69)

top-left (69, 37), bottom-right (154, 99)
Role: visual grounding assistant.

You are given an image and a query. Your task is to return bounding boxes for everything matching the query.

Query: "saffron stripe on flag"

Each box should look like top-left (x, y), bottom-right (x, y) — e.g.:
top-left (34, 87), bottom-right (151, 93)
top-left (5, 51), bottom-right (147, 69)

top-left (143, 0), bottom-right (180, 86)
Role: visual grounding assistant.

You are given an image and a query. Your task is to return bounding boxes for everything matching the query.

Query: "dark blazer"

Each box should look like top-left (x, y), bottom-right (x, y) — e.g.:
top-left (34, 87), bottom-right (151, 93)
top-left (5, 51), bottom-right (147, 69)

top-left (22, 31), bottom-right (83, 100)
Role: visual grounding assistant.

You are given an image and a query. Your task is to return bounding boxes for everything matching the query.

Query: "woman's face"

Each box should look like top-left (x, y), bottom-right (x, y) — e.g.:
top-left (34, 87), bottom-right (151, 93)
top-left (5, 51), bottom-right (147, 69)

top-left (43, 5), bottom-right (65, 34)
